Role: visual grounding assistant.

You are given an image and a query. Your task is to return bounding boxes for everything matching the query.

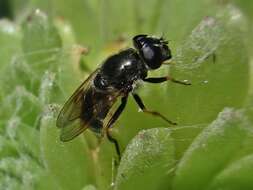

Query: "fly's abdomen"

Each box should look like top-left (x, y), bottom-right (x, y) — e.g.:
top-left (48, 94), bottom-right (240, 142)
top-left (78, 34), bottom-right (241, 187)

top-left (81, 87), bottom-right (116, 134)
top-left (89, 105), bottom-right (111, 134)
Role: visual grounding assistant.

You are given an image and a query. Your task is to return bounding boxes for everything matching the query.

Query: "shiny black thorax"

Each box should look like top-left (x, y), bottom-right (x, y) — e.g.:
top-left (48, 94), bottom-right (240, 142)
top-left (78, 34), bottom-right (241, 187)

top-left (94, 48), bottom-right (147, 93)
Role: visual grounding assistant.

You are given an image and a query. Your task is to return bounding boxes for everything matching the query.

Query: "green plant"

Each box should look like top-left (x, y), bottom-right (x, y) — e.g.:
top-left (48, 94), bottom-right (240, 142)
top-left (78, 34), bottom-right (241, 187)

top-left (0, 0), bottom-right (252, 190)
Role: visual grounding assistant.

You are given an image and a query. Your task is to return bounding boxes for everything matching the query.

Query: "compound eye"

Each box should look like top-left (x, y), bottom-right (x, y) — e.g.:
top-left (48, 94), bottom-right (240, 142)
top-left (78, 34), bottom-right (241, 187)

top-left (142, 45), bottom-right (155, 60)
top-left (133, 34), bottom-right (172, 69)
top-left (142, 45), bottom-right (162, 69)
top-left (133, 34), bottom-right (147, 49)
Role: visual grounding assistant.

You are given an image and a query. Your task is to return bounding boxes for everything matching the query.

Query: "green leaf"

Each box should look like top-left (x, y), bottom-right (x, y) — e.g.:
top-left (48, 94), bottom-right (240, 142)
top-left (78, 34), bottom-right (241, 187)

top-left (0, 154), bottom-right (43, 190)
top-left (40, 105), bottom-right (95, 190)
top-left (166, 5), bottom-right (249, 125)
top-left (1, 87), bottom-right (41, 128)
top-left (20, 9), bottom-right (62, 94)
top-left (114, 128), bottom-right (175, 190)
top-left (15, 123), bottom-right (41, 162)
top-left (172, 108), bottom-right (252, 190)
top-left (0, 19), bottom-right (21, 69)
top-left (0, 136), bottom-right (18, 158)
top-left (21, 10), bottom-right (62, 64)
top-left (0, 19), bottom-right (21, 101)
top-left (207, 154), bottom-right (253, 190)
top-left (19, 9), bottom-right (83, 105)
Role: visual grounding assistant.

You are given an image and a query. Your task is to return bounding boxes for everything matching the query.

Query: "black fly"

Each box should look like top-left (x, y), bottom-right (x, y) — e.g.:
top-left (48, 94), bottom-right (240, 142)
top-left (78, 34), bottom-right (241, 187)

top-left (56, 34), bottom-right (190, 159)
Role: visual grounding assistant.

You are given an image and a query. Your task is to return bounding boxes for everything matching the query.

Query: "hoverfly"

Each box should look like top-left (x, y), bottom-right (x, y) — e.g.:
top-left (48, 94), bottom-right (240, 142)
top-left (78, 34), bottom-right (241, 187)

top-left (56, 34), bottom-right (190, 158)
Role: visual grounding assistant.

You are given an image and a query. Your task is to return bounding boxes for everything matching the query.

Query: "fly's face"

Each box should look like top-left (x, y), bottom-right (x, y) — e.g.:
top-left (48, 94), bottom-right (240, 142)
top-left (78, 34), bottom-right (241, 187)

top-left (133, 34), bottom-right (172, 70)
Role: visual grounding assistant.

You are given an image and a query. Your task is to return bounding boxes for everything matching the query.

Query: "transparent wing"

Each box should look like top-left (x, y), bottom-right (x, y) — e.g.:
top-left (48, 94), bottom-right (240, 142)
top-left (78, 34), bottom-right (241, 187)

top-left (59, 119), bottom-right (87, 142)
top-left (56, 69), bottom-right (99, 141)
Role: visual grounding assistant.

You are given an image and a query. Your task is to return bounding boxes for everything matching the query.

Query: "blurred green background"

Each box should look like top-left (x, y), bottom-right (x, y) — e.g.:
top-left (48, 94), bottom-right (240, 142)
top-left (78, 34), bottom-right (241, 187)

top-left (0, 0), bottom-right (253, 190)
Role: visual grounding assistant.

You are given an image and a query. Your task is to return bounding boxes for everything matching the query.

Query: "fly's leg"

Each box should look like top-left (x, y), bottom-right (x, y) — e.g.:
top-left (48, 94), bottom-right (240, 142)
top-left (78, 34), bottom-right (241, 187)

top-left (105, 96), bottom-right (128, 160)
top-left (132, 93), bottom-right (177, 125)
top-left (143, 76), bottom-right (191, 85)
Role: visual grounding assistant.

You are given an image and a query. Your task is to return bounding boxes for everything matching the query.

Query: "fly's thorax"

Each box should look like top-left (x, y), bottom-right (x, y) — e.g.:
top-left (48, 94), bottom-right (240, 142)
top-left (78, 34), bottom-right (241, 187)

top-left (93, 72), bottom-right (110, 91)
top-left (96, 48), bottom-right (147, 91)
